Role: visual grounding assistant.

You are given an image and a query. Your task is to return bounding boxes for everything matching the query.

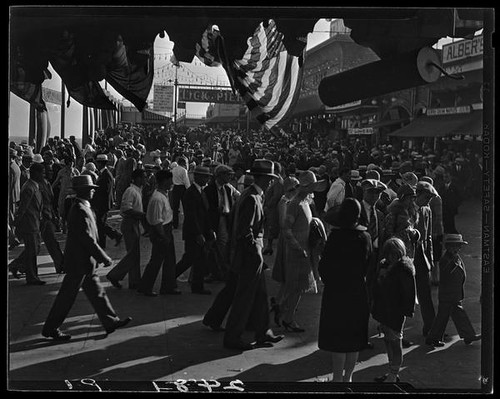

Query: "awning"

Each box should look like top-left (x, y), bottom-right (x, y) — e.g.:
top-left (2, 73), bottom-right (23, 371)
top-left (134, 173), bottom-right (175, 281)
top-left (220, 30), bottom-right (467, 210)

top-left (388, 111), bottom-right (482, 138)
top-left (141, 109), bottom-right (170, 124)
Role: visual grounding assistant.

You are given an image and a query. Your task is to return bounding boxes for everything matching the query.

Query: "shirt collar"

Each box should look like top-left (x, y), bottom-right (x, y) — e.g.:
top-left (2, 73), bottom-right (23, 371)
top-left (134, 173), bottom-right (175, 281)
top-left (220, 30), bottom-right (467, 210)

top-left (77, 198), bottom-right (91, 208)
top-left (252, 183), bottom-right (264, 196)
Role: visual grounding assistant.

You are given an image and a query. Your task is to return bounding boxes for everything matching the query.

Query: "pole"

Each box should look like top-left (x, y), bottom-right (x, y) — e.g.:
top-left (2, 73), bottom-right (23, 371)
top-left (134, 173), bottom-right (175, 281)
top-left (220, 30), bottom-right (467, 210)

top-left (60, 82), bottom-right (66, 139)
top-left (174, 65), bottom-right (178, 129)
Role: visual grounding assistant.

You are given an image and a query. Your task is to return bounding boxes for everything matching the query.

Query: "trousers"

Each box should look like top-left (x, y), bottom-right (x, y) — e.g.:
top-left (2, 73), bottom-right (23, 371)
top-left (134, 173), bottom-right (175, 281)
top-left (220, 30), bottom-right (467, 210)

top-left (171, 185), bottom-right (186, 229)
top-left (139, 223), bottom-right (176, 293)
top-left (43, 272), bottom-right (119, 333)
top-left (175, 239), bottom-right (208, 292)
top-left (204, 271), bottom-right (239, 327)
top-left (426, 300), bottom-right (476, 341)
top-left (415, 266), bottom-right (436, 335)
top-left (107, 217), bottom-right (142, 288)
top-left (40, 218), bottom-right (64, 272)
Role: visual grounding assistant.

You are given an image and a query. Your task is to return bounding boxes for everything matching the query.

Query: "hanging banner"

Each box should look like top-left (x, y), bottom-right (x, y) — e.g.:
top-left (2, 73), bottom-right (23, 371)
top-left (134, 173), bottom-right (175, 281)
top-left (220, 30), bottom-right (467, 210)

top-left (42, 87), bottom-right (62, 105)
top-left (153, 85), bottom-right (174, 112)
top-left (178, 88), bottom-right (242, 104)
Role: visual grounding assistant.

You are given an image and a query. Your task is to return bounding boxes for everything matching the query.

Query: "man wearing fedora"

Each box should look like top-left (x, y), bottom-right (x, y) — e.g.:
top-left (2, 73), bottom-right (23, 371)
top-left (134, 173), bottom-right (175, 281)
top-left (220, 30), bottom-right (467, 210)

top-left (92, 153), bottom-right (122, 249)
top-left (9, 163), bottom-right (46, 284)
top-left (413, 181), bottom-right (438, 338)
top-left (425, 234), bottom-right (481, 347)
top-left (175, 165), bottom-right (215, 295)
top-left (223, 159), bottom-right (284, 351)
top-left (42, 175), bottom-right (132, 341)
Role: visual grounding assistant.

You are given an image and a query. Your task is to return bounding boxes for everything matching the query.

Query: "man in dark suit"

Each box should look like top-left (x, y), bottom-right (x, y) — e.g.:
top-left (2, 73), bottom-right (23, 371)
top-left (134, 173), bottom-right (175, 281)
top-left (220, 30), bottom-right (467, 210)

top-left (175, 165), bottom-right (215, 295)
top-left (91, 154), bottom-right (122, 249)
top-left (42, 175), bottom-right (131, 341)
top-left (439, 168), bottom-right (462, 234)
top-left (223, 159), bottom-right (284, 351)
top-left (203, 164), bottom-right (240, 280)
top-left (9, 163), bottom-right (45, 284)
top-left (414, 181), bottom-right (438, 338)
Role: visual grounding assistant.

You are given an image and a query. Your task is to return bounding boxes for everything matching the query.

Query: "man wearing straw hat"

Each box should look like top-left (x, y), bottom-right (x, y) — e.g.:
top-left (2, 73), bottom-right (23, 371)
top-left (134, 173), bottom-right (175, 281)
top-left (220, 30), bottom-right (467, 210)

top-left (223, 159), bottom-right (284, 351)
top-left (42, 175), bottom-right (132, 341)
top-left (425, 234), bottom-right (481, 347)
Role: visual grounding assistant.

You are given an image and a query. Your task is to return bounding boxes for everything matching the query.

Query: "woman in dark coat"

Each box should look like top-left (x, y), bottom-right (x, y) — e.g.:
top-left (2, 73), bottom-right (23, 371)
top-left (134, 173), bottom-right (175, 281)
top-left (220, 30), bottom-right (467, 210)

top-left (370, 237), bottom-right (416, 383)
top-left (318, 198), bottom-right (372, 382)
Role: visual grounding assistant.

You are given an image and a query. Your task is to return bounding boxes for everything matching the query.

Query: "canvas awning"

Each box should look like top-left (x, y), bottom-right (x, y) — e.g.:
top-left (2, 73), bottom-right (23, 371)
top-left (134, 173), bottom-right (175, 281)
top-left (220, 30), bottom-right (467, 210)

top-left (388, 111), bottom-right (482, 138)
top-left (141, 109), bottom-right (171, 124)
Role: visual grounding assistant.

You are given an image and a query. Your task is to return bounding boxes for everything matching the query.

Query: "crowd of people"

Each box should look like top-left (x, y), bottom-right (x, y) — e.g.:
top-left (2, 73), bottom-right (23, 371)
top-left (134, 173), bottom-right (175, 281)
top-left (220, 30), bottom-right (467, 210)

top-left (8, 122), bottom-right (482, 382)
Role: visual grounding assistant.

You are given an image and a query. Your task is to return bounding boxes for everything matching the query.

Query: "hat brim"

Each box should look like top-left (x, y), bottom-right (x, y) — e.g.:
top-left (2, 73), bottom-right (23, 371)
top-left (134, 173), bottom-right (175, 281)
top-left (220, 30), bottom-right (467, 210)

top-left (246, 169), bottom-right (278, 178)
top-left (72, 184), bottom-right (99, 189)
top-left (444, 240), bottom-right (468, 245)
top-left (194, 171), bottom-right (212, 176)
top-left (351, 176), bottom-right (362, 180)
top-left (299, 179), bottom-right (329, 192)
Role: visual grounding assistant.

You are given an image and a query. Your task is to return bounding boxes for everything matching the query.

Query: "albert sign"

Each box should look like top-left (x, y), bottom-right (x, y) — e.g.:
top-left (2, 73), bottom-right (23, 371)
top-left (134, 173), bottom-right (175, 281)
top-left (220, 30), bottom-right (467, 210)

top-left (442, 35), bottom-right (483, 65)
top-left (178, 88), bottom-right (242, 104)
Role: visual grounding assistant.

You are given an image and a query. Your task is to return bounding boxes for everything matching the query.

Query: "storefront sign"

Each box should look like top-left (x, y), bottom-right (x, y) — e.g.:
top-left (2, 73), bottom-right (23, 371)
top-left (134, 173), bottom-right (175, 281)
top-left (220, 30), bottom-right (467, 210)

top-left (426, 106), bottom-right (471, 116)
top-left (153, 85), bottom-right (174, 112)
top-left (442, 35), bottom-right (483, 65)
top-left (178, 88), bottom-right (241, 104)
top-left (348, 127), bottom-right (373, 135)
top-left (444, 59), bottom-right (483, 74)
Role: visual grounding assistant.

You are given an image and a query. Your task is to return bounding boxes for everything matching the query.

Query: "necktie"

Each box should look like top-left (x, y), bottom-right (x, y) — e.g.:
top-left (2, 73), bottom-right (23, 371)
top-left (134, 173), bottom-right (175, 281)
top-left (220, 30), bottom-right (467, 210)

top-left (219, 186), bottom-right (229, 214)
top-left (368, 206), bottom-right (378, 242)
top-left (201, 190), bottom-right (209, 210)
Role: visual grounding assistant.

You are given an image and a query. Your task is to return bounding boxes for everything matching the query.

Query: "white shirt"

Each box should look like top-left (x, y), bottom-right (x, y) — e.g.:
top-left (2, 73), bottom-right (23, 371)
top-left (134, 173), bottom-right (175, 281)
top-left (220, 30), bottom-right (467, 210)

top-left (146, 189), bottom-right (173, 226)
top-left (172, 165), bottom-right (191, 188)
top-left (120, 183), bottom-right (143, 216)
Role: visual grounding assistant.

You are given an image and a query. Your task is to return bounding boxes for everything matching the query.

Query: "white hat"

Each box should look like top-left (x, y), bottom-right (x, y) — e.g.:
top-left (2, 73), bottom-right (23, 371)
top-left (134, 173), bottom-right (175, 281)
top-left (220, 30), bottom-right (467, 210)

top-left (33, 154), bottom-right (44, 163)
top-left (96, 154), bottom-right (108, 162)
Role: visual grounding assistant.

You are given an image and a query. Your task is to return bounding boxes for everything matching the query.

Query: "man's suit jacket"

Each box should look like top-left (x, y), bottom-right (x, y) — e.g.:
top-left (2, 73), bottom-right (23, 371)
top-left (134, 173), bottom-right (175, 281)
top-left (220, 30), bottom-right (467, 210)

top-left (64, 198), bottom-right (109, 275)
top-left (182, 184), bottom-right (212, 241)
top-left (358, 202), bottom-right (385, 248)
top-left (15, 179), bottom-right (43, 234)
top-left (414, 205), bottom-right (434, 271)
top-left (92, 167), bottom-right (115, 214)
top-left (203, 181), bottom-right (237, 233)
top-left (229, 184), bottom-right (265, 274)
top-left (440, 182), bottom-right (462, 217)
top-left (438, 251), bottom-right (466, 302)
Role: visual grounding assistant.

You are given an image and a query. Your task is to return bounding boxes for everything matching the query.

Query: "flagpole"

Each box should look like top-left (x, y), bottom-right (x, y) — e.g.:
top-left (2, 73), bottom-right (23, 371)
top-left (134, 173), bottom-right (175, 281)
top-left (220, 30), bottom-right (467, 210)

top-left (60, 82), bottom-right (66, 139)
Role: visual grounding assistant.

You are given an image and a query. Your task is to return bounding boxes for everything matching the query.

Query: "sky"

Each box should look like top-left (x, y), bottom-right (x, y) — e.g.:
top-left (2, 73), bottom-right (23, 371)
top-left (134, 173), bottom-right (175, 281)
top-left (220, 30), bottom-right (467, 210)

top-left (8, 18), bottom-right (462, 143)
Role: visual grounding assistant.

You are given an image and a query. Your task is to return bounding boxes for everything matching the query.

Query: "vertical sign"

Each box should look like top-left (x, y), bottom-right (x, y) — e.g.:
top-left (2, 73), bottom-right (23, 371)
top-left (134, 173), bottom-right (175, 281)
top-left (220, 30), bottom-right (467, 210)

top-left (153, 85), bottom-right (174, 113)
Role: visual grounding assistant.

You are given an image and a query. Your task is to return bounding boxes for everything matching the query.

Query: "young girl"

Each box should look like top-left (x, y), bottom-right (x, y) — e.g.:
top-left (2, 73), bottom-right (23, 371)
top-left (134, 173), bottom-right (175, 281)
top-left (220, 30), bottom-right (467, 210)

top-left (371, 237), bottom-right (416, 383)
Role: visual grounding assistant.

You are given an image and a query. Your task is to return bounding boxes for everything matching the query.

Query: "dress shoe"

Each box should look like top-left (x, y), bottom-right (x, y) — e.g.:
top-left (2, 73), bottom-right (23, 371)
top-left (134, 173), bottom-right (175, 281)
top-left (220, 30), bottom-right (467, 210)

top-left (9, 268), bottom-right (21, 279)
top-left (255, 332), bottom-right (284, 345)
top-left (464, 334), bottom-right (481, 345)
top-left (223, 340), bottom-right (255, 351)
top-left (282, 321), bottom-right (305, 333)
top-left (425, 339), bottom-right (445, 347)
top-left (160, 289), bottom-right (182, 295)
top-left (402, 339), bottom-right (414, 348)
top-left (105, 317), bottom-right (132, 335)
top-left (202, 319), bottom-right (225, 332)
top-left (137, 290), bottom-right (158, 297)
top-left (107, 276), bottom-right (122, 289)
top-left (42, 329), bottom-right (72, 341)
top-left (192, 288), bottom-right (212, 295)
top-left (26, 280), bottom-right (46, 285)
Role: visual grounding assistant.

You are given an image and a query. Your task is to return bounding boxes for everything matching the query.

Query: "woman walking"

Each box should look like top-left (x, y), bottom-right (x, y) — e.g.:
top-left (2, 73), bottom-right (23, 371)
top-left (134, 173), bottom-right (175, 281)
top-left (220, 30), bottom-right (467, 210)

top-left (318, 198), bottom-right (372, 382)
top-left (370, 238), bottom-right (416, 383)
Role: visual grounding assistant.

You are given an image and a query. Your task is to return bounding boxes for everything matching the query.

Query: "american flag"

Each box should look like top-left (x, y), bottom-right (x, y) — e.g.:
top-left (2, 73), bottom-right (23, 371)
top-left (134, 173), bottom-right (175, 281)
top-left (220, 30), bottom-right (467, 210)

top-left (231, 19), bottom-right (306, 130)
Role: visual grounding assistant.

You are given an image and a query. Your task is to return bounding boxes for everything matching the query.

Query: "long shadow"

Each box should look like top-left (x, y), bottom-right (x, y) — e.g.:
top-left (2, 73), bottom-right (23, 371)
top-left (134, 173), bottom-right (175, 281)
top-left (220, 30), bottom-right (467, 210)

top-left (9, 319), bottom-right (240, 382)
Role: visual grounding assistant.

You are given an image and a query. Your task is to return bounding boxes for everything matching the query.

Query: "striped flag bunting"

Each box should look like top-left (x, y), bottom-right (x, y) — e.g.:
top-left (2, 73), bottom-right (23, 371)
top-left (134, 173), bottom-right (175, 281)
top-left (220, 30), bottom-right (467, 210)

top-left (231, 19), bottom-right (306, 130)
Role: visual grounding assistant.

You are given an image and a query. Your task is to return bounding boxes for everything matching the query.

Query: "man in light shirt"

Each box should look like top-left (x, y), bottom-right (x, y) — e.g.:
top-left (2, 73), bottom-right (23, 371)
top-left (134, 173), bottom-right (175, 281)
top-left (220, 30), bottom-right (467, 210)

top-left (137, 170), bottom-right (180, 296)
top-left (324, 167), bottom-right (353, 213)
top-left (106, 169), bottom-right (146, 290)
top-left (171, 156), bottom-right (190, 229)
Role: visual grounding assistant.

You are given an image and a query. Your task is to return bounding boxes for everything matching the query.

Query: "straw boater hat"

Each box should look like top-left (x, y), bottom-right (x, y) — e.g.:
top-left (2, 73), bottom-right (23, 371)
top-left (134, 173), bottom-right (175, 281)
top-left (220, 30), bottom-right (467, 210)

top-left (443, 233), bottom-right (468, 245)
top-left (193, 165), bottom-right (212, 176)
top-left (71, 175), bottom-right (99, 189)
top-left (297, 170), bottom-right (328, 192)
top-left (247, 159), bottom-right (278, 178)
top-left (96, 154), bottom-right (108, 162)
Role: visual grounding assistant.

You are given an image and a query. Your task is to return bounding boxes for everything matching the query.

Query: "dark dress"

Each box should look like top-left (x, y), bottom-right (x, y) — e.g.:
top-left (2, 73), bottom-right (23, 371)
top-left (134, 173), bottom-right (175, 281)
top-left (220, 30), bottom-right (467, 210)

top-left (318, 225), bottom-right (372, 353)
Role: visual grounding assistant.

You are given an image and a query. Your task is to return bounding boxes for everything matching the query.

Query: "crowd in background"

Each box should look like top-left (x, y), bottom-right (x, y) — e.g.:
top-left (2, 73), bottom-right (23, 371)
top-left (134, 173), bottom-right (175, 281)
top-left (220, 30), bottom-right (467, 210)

top-left (8, 122), bottom-right (482, 382)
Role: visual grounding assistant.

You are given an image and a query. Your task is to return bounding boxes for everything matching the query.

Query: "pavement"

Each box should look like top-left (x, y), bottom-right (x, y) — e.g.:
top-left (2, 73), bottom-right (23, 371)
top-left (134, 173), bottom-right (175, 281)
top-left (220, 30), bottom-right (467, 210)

top-left (7, 199), bottom-right (484, 393)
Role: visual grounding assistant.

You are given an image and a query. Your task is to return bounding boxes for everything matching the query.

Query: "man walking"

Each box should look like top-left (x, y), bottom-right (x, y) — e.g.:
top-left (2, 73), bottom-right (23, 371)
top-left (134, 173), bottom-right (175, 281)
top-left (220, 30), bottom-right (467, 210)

top-left (42, 175), bottom-right (132, 341)
top-left (175, 165), bottom-right (215, 295)
top-left (171, 156), bottom-right (191, 229)
top-left (107, 168), bottom-right (146, 290)
top-left (223, 159), bottom-right (284, 350)
top-left (137, 170), bottom-right (179, 296)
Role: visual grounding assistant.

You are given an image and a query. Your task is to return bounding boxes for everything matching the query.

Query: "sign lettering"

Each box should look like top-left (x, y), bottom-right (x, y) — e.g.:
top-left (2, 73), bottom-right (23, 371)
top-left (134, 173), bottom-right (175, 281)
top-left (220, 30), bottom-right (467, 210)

top-left (153, 85), bottom-right (174, 112)
top-left (348, 127), bottom-right (373, 135)
top-left (442, 35), bottom-right (483, 65)
top-left (426, 106), bottom-right (471, 116)
top-left (178, 88), bottom-right (242, 104)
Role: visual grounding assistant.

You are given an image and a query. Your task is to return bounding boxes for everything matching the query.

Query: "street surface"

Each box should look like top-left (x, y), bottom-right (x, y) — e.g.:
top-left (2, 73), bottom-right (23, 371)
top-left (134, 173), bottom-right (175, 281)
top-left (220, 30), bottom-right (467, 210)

top-left (7, 199), bottom-right (483, 392)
